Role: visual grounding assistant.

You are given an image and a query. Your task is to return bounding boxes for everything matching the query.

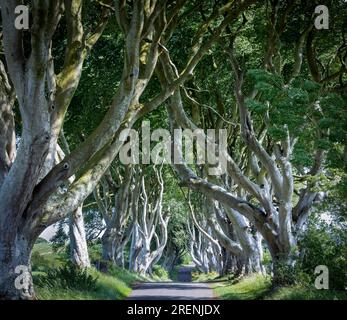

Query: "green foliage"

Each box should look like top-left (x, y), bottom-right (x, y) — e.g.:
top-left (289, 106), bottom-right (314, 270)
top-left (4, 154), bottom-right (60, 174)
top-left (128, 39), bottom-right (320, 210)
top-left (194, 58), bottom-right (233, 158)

top-left (31, 251), bottom-right (51, 272)
top-left (286, 87), bottom-right (309, 105)
top-left (212, 274), bottom-right (347, 300)
top-left (244, 68), bottom-right (323, 164)
top-left (35, 263), bottom-right (98, 292)
top-left (63, 17), bottom-right (124, 148)
top-left (268, 126), bottom-right (287, 141)
top-left (272, 260), bottom-right (308, 287)
top-left (270, 208), bottom-right (347, 291)
top-left (88, 242), bottom-right (103, 264)
top-left (292, 144), bottom-right (314, 167)
top-left (265, 286), bottom-right (347, 300)
top-left (151, 265), bottom-right (170, 280)
top-left (180, 253), bottom-right (192, 265)
top-left (247, 69), bottom-right (283, 86)
top-left (297, 216), bottom-right (347, 290)
top-left (32, 241), bottom-right (65, 270)
top-left (261, 249), bottom-right (273, 274)
top-left (107, 265), bottom-right (145, 285)
top-left (161, 172), bottom-right (191, 264)
top-left (301, 80), bottom-right (321, 92)
top-left (192, 271), bottom-right (219, 282)
top-left (315, 138), bottom-right (332, 151)
top-left (51, 220), bottom-right (68, 253)
top-left (245, 98), bottom-right (268, 114)
top-left (35, 266), bottom-right (140, 300)
top-left (36, 237), bottom-right (49, 244)
top-left (32, 241), bottom-right (145, 300)
top-left (213, 275), bottom-right (272, 300)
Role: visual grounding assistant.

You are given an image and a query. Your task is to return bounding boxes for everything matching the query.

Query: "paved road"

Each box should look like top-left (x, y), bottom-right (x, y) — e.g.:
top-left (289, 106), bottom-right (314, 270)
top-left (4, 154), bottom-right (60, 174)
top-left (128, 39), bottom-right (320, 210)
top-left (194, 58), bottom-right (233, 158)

top-left (176, 265), bottom-right (193, 282)
top-left (127, 266), bottom-right (216, 300)
top-left (127, 282), bottom-right (216, 300)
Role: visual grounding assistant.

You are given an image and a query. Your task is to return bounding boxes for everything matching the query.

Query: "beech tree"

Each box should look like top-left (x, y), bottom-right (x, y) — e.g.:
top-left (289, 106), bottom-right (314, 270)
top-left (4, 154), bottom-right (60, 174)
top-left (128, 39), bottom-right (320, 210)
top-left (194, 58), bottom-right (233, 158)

top-left (94, 165), bottom-right (133, 268)
top-left (1, 0), bottom-right (344, 300)
top-left (161, 0), bottom-right (346, 282)
top-left (128, 165), bottom-right (169, 275)
top-left (0, 0), bottom-right (257, 299)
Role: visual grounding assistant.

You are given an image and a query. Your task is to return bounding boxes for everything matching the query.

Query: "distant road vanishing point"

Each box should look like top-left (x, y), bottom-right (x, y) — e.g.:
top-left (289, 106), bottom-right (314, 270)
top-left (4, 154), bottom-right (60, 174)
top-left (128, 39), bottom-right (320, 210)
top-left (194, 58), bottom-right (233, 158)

top-left (127, 266), bottom-right (217, 300)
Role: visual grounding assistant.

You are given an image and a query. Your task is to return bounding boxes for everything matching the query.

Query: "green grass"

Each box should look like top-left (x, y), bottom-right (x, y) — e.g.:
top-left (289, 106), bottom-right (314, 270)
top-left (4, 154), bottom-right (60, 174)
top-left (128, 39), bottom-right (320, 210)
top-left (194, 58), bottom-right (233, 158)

top-left (192, 270), bottom-right (220, 282)
top-left (150, 265), bottom-right (171, 282)
top-left (34, 266), bottom-right (144, 300)
top-left (32, 241), bottom-right (52, 255)
top-left (213, 274), bottom-right (272, 300)
top-left (32, 242), bottom-right (66, 270)
top-left (265, 286), bottom-right (347, 300)
top-left (31, 241), bottom-right (169, 300)
top-left (33, 239), bottom-right (347, 301)
top-left (31, 241), bottom-right (145, 300)
top-left (210, 274), bottom-right (347, 300)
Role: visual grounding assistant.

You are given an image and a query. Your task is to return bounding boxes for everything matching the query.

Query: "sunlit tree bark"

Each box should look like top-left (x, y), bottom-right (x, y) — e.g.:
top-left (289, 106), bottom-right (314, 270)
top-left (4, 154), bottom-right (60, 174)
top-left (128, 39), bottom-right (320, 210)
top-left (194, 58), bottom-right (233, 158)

top-left (129, 165), bottom-right (169, 275)
top-left (69, 205), bottom-right (90, 268)
top-left (94, 166), bottom-right (133, 268)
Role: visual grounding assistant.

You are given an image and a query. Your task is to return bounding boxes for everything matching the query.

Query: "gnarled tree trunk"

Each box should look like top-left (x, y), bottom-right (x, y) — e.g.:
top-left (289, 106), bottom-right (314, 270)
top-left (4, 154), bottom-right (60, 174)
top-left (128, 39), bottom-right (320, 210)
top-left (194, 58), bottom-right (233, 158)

top-left (69, 205), bottom-right (90, 268)
top-left (0, 0), bottom-right (264, 299)
top-left (0, 230), bottom-right (35, 300)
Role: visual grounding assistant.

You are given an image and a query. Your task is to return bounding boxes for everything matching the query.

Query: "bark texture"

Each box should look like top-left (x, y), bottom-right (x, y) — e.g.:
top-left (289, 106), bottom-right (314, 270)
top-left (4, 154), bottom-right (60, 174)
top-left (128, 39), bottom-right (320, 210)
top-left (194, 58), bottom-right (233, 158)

top-left (69, 206), bottom-right (90, 268)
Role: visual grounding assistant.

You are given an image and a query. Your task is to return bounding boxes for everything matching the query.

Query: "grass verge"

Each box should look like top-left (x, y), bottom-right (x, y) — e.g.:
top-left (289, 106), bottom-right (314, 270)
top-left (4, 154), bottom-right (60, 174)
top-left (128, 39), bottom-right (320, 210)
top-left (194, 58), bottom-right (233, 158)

top-left (32, 241), bottom-right (145, 300)
top-left (210, 274), bottom-right (347, 300)
top-left (212, 274), bottom-right (272, 300)
top-left (34, 267), bottom-right (144, 300)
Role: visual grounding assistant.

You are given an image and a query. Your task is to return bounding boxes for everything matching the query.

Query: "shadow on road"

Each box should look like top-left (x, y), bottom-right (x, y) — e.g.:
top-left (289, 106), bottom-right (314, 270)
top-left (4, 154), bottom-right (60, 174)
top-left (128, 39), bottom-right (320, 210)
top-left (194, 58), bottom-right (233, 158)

top-left (176, 265), bottom-right (194, 282)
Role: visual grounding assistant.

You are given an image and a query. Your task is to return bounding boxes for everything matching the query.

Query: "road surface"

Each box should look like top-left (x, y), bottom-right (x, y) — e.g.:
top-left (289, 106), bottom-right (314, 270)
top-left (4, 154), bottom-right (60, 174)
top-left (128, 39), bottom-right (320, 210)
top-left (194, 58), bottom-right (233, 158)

top-left (127, 266), bottom-right (216, 300)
